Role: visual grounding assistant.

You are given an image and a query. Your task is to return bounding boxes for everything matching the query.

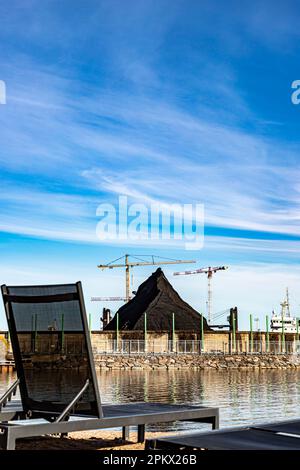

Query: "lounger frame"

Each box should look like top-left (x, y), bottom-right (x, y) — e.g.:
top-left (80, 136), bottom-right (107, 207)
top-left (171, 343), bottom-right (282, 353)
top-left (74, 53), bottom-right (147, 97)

top-left (145, 419), bottom-right (300, 450)
top-left (0, 281), bottom-right (219, 450)
top-left (0, 401), bottom-right (219, 449)
top-left (1, 282), bottom-right (102, 419)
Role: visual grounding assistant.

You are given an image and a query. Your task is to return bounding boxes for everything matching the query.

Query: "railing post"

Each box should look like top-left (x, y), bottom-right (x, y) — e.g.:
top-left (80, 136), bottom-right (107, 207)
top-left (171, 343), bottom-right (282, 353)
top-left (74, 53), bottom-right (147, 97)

top-left (200, 314), bottom-right (204, 353)
top-left (116, 313), bottom-right (119, 352)
top-left (250, 314), bottom-right (253, 354)
top-left (34, 313), bottom-right (38, 352)
top-left (266, 315), bottom-right (269, 353)
top-left (296, 319), bottom-right (300, 355)
top-left (282, 317), bottom-right (285, 354)
top-left (172, 312), bottom-right (175, 353)
top-left (6, 330), bottom-right (10, 353)
top-left (232, 314), bottom-right (236, 353)
top-left (144, 312), bottom-right (147, 353)
top-left (61, 313), bottom-right (65, 352)
top-left (31, 314), bottom-right (34, 353)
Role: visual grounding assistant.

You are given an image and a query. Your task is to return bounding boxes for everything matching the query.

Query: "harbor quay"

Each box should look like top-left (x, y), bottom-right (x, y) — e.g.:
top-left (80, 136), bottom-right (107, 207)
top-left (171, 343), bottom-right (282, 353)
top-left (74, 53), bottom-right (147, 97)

top-left (1, 329), bottom-right (299, 370)
top-left (92, 330), bottom-right (300, 370)
top-left (90, 330), bottom-right (300, 356)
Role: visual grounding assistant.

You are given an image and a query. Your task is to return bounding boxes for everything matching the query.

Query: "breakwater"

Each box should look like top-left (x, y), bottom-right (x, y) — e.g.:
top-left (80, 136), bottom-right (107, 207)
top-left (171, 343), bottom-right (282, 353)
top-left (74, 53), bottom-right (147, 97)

top-left (94, 353), bottom-right (300, 371)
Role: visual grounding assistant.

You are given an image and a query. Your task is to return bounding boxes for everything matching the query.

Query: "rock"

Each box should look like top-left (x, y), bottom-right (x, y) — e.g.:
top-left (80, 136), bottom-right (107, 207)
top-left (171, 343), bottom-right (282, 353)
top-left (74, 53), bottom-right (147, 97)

top-left (92, 352), bottom-right (300, 371)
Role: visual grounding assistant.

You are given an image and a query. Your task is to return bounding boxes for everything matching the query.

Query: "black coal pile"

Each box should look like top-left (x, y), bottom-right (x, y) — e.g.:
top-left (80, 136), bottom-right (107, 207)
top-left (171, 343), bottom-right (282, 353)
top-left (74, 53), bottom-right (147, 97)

top-left (104, 268), bottom-right (210, 331)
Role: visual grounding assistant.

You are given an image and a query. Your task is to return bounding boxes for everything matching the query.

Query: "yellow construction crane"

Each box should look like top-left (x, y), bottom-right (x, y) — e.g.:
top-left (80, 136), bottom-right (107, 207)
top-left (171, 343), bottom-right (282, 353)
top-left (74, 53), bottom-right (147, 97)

top-left (96, 254), bottom-right (196, 302)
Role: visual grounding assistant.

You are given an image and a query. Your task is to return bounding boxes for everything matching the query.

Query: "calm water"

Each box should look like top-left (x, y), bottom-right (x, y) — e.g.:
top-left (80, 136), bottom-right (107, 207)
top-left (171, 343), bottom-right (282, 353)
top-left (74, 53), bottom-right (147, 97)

top-left (1, 369), bottom-right (300, 432)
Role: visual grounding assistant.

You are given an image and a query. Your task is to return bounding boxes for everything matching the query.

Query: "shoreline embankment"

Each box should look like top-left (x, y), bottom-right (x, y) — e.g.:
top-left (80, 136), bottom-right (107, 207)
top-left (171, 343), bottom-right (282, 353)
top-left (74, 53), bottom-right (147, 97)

top-left (94, 353), bottom-right (300, 371)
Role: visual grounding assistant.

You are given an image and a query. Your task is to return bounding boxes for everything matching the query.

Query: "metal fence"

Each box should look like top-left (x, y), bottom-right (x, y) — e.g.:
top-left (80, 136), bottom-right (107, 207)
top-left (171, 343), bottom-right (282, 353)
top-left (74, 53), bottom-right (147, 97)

top-left (16, 337), bottom-right (300, 356)
top-left (92, 339), bottom-right (300, 355)
top-left (19, 337), bottom-right (86, 355)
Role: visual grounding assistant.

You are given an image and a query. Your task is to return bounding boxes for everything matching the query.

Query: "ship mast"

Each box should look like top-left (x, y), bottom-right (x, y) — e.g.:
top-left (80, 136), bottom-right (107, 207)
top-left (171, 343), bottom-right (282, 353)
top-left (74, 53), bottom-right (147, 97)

top-left (280, 287), bottom-right (291, 318)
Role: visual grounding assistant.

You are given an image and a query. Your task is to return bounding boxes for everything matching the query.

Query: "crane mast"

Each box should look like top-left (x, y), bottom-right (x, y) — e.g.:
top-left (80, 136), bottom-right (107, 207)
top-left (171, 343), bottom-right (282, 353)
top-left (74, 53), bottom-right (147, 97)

top-left (174, 265), bottom-right (228, 324)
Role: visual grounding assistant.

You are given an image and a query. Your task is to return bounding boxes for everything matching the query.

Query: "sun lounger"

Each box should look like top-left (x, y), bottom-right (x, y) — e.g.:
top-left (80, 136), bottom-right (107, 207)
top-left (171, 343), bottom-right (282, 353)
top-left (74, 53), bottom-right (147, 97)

top-left (146, 420), bottom-right (300, 450)
top-left (0, 282), bottom-right (219, 450)
top-left (254, 418), bottom-right (300, 436)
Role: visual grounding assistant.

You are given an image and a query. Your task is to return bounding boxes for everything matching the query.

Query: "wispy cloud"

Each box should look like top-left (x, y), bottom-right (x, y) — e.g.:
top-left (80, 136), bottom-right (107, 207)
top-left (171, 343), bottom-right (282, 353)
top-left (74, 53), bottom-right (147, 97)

top-left (1, 57), bottom-right (300, 243)
top-left (0, 0), bottom-right (299, 285)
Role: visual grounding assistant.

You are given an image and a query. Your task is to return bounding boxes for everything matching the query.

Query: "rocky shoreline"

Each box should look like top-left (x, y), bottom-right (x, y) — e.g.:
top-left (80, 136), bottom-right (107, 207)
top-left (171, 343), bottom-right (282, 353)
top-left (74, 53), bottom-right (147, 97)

top-left (94, 353), bottom-right (300, 370)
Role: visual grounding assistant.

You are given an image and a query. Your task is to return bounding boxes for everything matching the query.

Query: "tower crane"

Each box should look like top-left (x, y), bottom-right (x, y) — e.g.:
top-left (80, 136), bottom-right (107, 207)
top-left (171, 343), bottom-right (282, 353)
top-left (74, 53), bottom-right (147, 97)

top-left (173, 266), bottom-right (228, 324)
top-left (93, 254), bottom-right (196, 303)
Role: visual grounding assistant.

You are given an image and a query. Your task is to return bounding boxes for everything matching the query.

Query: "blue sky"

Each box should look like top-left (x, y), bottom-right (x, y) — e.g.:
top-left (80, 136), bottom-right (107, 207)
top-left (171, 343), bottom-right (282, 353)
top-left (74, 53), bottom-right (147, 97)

top-left (1, 0), bottom-right (300, 330)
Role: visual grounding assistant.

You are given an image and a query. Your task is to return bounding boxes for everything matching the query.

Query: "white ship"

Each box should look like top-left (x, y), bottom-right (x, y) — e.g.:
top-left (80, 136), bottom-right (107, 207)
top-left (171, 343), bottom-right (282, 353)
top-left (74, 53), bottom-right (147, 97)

top-left (270, 288), bottom-right (298, 333)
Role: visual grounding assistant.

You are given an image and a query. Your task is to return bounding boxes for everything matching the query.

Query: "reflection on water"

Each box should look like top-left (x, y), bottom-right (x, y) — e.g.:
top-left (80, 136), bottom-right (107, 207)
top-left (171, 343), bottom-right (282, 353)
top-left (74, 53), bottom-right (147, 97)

top-left (1, 369), bottom-right (300, 432)
top-left (25, 369), bottom-right (96, 407)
